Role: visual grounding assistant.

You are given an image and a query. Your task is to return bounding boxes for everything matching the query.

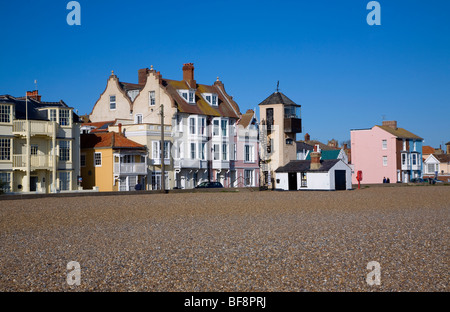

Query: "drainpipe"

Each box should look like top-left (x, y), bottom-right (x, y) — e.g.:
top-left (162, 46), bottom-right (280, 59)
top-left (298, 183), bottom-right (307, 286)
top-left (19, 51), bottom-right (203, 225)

top-left (52, 121), bottom-right (57, 192)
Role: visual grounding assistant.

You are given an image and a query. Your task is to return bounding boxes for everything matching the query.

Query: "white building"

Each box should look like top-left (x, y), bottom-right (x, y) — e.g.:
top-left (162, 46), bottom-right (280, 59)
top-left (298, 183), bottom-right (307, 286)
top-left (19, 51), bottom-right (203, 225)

top-left (275, 151), bottom-right (352, 191)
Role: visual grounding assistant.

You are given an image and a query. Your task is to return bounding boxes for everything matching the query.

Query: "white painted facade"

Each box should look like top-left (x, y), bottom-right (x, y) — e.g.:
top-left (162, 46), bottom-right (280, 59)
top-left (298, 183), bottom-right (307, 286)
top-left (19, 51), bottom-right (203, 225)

top-left (275, 159), bottom-right (352, 191)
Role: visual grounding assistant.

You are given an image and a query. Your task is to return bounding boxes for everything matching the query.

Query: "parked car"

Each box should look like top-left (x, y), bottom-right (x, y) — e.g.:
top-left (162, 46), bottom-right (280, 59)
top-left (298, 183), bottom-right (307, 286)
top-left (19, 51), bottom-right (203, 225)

top-left (423, 178), bottom-right (443, 184)
top-left (195, 182), bottom-right (224, 188)
top-left (410, 178), bottom-right (425, 183)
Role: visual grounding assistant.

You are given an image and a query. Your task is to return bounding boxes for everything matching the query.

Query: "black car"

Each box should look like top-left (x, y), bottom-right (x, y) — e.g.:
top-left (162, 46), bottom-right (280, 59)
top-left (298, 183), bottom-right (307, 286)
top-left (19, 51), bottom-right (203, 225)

top-left (195, 182), bottom-right (223, 188)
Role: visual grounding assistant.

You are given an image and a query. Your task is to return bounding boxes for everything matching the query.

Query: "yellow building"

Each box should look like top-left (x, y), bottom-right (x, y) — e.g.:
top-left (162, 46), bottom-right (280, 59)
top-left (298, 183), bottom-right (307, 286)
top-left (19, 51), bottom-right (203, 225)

top-left (80, 131), bottom-right (147, 192)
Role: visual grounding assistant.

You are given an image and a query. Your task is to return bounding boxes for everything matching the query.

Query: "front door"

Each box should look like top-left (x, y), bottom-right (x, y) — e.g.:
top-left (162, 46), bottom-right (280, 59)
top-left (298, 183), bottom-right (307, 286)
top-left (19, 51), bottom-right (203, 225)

top-left (30, 176), bottom-right (38, 192)
top-left (334, 170), bottom-right (346, 190)
top-left (288, 172), bottom-right (297, 191)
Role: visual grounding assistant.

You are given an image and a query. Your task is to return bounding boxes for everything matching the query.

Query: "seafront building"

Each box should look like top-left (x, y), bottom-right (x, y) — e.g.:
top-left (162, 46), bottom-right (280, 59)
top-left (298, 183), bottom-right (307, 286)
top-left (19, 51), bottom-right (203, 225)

top-left (350, 120), bottom-right (424, 184)
top-left (258, 91), bottom-right (302, 188)
top-left (88, 63), bottom-right (258, 190)
top-left (0, 92), bottom-right (81, 193)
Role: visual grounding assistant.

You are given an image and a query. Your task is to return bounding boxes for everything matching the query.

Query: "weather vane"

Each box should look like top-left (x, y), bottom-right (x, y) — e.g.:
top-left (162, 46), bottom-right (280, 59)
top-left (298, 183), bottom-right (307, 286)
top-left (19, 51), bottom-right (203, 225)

top-left (276, 81), bottom-right (280, 93)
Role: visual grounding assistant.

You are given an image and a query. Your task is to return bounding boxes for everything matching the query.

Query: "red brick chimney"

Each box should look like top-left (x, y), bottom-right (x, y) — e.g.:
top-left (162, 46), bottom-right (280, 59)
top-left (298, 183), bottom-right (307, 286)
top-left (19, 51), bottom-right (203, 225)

top-left (138, 68), bottom-right (151, 85)
top-left (26, 90), bottom-right (41, 102)
top-left (118, 123), bottom-right (122, 135)
top-left (182, 63), bottom-right (196, 88)
top-left (382, 120), bottom-right (397, 129)
top-left (304, 133), bottom-right (310, 141)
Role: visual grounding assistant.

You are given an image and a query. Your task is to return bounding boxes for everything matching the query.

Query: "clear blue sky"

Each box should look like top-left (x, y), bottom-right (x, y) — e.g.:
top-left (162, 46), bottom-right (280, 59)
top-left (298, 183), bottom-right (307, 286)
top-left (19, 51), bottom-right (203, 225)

top-left (1, 0), bottom-right (449, 148)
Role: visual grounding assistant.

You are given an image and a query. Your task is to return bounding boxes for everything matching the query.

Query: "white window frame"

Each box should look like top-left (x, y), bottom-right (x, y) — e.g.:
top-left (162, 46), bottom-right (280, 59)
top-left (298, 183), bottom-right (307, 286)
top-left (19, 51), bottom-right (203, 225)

top-left (383, 156), bottom-right (388, 167)
top-left (213, 144), bottom-right (219, 160)
top-left (135, 114), bottom-right (143, 124)
top-left (0, 104), bottom-right (12, 123)
top-left (221, 119), bottom-right (228, 137)
top-left (94, 152), bottom-right (102, 167)
top-left (59, 171), bottom-right (71, 191)
top-left (222, 143), bottom-right (227, 161)
top-left (110, 95), bottom-right (116, 110)
top-left (0, 172), bottom-right (11, 192)
top-left (59, 109), bottom-right (71, 126)
top-left (244, 144), bottom-right (254, 163)
top-left (59, 140), bottom-right (71, 162)
top-left (149, 91), bottom-right (156, 106)
top-left (244, 169), bottom-right (254, 187)
top-left (189, 117), bottom-right (196, 135)
top-left (190, 142), bottom-right (196, 159)
top-left (382, 139), bottom-right (387, 150)
top-left (213, 119), bottom-right (220, 136)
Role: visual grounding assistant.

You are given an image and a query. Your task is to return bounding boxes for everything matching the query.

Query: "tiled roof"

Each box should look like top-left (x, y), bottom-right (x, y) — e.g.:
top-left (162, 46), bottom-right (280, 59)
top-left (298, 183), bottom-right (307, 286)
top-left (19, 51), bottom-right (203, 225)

top-left (258, 92), bottom-right (299, 106)
top-left (161, 79), bottom-right (240, 118)
top-left (120, 82), bottom-right (144, 91)
top-left (434, 154), bottom-right (450, 163)
top-left (298, 140), bottom-right (340, 151)
top-left (0, 94), bottom-right (80, 122)
top-left (80, 132), bottom-right (145, 149)
top-left (422, 145), bottom-right (435, 155)
top-left (275, 159), bottom-right (341, 173)
top-left (82, 121), bottom-right (115, 133)
top-left (296, 141), bottom-right (314, 151)
top-left (238, 109), bottom-right (256, 128)
top-left (376, 125), bottom-right (423, 140)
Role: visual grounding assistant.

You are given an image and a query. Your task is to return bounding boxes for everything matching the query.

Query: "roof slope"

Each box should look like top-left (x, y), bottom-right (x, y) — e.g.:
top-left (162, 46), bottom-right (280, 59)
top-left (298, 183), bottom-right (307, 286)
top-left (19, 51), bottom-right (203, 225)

top-left (305, 149), bottom-right (341, 160)
top-left (238, 109), bottom-right (256, 128)
top-left (376, 125), bottom-right (423, 140)
top-left (434, 154), bottom-right (450, 163)
top-left (0, 95), bottom-right (80, 122)
top-left (258, 92), bottom-right (299, 106)
top-left (80, 132), bottom-right (145, 149)
top-left (296, 141), bottom-right (314, 151)
top-left (422, 145), bottom-right (435, 154)
top-left (161, 79), bottom-right (240, 118)
top-left (275, 159), bottom-right (340, 173)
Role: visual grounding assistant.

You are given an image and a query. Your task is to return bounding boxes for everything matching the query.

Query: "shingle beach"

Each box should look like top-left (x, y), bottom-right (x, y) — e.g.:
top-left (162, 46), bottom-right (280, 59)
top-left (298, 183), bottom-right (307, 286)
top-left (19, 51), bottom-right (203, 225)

top-left (0, 186), bottom-right (448, 292)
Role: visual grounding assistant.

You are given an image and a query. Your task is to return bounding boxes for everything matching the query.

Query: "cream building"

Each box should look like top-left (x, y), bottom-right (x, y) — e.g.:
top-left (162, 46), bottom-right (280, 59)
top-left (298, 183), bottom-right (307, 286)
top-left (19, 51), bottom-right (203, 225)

top-left (89, 63), bottom-right (242, 189)
top-left (258, 91), bottom-right (302, 187)
top-left (0, 92), bottom-right (81, 194)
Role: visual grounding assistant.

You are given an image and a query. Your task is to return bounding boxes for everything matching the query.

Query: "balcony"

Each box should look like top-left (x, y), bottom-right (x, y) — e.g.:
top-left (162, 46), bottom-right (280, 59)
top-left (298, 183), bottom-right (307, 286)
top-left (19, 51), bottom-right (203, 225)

top-left (284, 117), bottom-right (302, 133)
top-left (212, 160), bottom-right (230, 170)
top-left (151, 158), bottom-right (170, 166)
top-left (13, 154), bottom-right (53, 170)
top-left (114, 163), bottom-right (147, 175)
top-left (174, 159), bottom-right (208, 169)
top-left (13, 120), bottom-right (54, 137)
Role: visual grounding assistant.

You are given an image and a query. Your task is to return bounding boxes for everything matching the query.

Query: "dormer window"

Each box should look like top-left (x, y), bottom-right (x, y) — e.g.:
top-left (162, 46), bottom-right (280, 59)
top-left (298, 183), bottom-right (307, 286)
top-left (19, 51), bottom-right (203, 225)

top-left (127, 90), bottom-right (139, 102)
top-left (203, 93), bottom-right (218, 106)
top-left (179, 90), bottom-right (195, 104)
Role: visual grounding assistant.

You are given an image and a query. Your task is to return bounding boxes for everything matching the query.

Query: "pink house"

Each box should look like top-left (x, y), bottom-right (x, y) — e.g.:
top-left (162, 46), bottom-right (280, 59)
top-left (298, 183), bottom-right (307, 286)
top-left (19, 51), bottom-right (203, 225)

top-left (350, 121), bottom-right (423, 184)
top-left (233, 109), bottom-right (260, 187)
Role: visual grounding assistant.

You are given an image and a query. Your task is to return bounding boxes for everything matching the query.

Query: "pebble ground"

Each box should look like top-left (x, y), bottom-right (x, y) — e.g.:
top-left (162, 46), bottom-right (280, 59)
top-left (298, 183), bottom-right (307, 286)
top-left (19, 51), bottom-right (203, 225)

top-left (0, 186), bottom-right (448, 292)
